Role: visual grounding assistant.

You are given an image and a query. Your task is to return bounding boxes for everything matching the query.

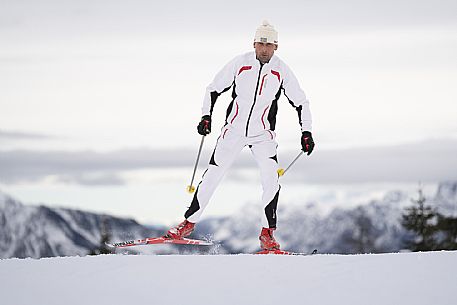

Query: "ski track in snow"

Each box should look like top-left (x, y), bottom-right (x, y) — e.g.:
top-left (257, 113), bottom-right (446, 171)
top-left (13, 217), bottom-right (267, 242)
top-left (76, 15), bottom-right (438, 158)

top-left (0, 251), bottom-right (456, 305)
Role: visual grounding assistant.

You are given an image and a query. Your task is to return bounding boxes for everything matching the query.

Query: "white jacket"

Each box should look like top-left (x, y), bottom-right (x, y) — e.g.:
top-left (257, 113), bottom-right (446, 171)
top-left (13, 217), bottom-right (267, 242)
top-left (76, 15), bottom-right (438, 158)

top-left (202, 51), bottom-right (312, 137)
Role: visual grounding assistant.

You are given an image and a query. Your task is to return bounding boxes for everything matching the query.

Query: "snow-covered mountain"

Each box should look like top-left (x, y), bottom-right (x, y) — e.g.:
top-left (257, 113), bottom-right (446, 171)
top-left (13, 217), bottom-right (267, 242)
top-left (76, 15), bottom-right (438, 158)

top-left (0, 192), bottom-right (165, 258)
top-left (195, 182), bottom-right (457, 254)
top-left (1, 182), bottom-right (456, 258)
top-left (434, 181), bottom-right (457, 216)
top-left (195, 190), bottom-right (409, 254)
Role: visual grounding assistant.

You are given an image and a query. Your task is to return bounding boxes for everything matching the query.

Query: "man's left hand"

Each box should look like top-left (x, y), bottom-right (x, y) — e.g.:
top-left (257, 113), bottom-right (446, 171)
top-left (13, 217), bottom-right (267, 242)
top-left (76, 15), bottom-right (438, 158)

top-left (301, 131), bottom-right (315, 155)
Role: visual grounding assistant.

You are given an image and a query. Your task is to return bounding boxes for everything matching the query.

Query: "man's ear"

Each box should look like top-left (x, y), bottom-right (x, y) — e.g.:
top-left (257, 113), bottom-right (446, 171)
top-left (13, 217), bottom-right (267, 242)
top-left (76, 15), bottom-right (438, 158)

top-left (253, 42), bottom-right (256, 48)
top-left (275, 44), bottom-right (278, 50)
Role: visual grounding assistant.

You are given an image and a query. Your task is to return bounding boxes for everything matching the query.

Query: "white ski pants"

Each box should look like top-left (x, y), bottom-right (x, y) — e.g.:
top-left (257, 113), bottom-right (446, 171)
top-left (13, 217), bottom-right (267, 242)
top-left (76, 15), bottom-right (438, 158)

top-left (185, 125), bottom-right (281, 228)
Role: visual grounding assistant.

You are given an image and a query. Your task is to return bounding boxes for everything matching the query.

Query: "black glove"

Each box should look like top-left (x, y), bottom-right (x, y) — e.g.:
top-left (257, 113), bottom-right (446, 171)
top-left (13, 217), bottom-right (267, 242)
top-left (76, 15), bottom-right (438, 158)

top-left (301, 131), bottom-right (315, 155)
top-left (197, 115), bottom-right (212, 135)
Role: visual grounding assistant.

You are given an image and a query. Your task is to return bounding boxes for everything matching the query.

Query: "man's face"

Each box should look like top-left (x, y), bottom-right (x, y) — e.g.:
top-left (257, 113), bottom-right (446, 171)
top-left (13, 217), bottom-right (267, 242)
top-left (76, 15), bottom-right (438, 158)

top-left (254, 42), bottom-right (278, 64)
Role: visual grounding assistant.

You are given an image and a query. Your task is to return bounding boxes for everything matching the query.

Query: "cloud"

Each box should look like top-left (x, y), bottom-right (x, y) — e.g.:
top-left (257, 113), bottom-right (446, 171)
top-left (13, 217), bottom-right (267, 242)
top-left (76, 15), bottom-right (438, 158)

top-left (56, 173), bottom-right (125, 186)
top-left (0, 130), bottom-right (57, 141)
top-left (0, 148), bottom-right (213, 185)
top-left (0, 139), bottom-right (456, 186)
top-left (283, 139), bottom-right (457, 183)
top-left (1, 0), bottom-right (456, 39)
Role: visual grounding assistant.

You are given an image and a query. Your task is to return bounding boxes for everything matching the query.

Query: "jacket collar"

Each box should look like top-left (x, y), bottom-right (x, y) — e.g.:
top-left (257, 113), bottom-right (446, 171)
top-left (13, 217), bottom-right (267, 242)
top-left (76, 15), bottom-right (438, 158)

top-left (251, 51), bottom-right (276, 66)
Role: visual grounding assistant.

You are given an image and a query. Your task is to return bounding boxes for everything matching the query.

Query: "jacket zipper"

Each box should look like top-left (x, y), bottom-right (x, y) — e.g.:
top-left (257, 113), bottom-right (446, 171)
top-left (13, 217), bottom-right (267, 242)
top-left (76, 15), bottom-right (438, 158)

top-left (245, 62), bottom-right (264, 136)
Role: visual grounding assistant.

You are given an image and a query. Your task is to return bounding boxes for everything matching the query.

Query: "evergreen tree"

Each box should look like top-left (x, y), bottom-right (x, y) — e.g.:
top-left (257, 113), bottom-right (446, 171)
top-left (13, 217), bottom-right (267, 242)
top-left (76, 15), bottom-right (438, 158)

top-left (353, 207), bottom-right (376, 253)
top-left (339, 207), bottom-right (376, 254)
top-left (89, 216), bottom-right (112, 255)
top-left (436, 214), bottom-right (457, 250)
top-left (402, 186), bottom-right (439, 251)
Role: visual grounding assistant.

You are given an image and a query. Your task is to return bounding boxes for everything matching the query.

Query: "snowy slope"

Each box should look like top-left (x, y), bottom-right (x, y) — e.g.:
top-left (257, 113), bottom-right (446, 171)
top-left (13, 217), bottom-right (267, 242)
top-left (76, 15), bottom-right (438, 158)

top-left (0, 251), bottom-right (456, 305)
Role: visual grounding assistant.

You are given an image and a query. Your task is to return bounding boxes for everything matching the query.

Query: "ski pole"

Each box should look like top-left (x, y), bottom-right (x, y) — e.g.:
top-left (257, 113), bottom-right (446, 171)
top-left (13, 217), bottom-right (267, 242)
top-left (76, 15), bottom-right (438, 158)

top-left (187, 135), bottom-right (206, 193)
top-left (277, 151), bottom-right (304, 177)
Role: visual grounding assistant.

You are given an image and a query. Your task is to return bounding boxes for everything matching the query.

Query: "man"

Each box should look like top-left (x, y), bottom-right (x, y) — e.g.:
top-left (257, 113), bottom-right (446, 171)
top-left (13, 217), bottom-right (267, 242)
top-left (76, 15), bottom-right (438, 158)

top-left (166, 20), bottom-right (315, 251)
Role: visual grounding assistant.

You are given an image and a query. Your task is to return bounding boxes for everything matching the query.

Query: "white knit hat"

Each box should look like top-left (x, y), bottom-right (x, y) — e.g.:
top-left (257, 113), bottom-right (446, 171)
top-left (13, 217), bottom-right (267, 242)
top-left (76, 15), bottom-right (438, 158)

top-left (254, 20), bottom-right (278, 45)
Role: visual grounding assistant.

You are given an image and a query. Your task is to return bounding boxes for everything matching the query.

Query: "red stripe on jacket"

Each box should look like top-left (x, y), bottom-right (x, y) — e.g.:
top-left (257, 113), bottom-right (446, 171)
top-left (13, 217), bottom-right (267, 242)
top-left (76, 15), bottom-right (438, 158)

top-left (238, 66), bottom-right (252, 75)
top-left (230, 102), bottom-right (239, 124)
top-left (271, 70), bottom-right (280, 82)
top-left (259, 74), bottom-right (267, 95)
top-left (222, 128), bottom-right (229, 139)
top-left (261, 105), bottom-right (270, 129)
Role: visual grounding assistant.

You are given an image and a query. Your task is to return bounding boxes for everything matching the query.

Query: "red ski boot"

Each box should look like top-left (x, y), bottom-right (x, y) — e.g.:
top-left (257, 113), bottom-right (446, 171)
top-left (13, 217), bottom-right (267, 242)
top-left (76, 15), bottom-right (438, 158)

top-left (259, 227), bottom-right (280, 250)
top-left (166, 220), bottom-right (195, 239)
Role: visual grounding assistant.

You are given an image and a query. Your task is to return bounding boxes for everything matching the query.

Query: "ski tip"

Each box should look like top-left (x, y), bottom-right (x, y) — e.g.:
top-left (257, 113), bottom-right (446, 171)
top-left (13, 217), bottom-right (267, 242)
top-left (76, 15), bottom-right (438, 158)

top-left (104, 242), bottom-right (115, 249)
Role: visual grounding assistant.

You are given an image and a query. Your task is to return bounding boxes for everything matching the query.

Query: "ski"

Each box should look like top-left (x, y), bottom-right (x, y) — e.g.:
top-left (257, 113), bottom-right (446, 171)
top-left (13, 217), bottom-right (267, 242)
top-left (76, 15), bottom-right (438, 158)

top-left (106, 236), bottom-right (214, 248)
top-left (255, 249), bottom-right (318, 256)
top-left (107, 236), bottom-right (317, 256)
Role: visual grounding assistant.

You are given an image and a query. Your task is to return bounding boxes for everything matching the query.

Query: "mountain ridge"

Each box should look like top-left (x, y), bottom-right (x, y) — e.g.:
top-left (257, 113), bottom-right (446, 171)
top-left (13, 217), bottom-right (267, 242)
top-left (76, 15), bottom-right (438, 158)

top-left (1, 181), bottom-right (456, 258)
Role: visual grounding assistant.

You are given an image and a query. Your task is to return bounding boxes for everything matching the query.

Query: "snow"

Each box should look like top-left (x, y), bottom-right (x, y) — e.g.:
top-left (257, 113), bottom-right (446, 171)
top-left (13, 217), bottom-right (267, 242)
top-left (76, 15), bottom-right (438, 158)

top-left (1, 251), bottom-right (456, 305)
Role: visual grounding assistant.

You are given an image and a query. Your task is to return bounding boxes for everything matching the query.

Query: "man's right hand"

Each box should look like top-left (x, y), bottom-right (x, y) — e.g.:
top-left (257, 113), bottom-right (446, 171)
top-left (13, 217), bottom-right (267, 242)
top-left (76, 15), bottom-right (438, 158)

top-left (197, 115), bottom-right (212, 135)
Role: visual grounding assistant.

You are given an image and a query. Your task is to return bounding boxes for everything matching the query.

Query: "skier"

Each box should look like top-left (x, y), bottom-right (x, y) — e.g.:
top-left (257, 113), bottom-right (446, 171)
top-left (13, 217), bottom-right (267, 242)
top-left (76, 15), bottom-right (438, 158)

top-left (166, 20), bottom-right (314, 251)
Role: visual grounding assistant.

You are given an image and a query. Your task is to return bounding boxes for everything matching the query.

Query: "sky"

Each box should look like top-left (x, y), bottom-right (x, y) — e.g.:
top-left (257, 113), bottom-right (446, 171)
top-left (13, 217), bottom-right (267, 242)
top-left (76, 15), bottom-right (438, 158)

top-left (1, 0), bottom-right (456, 224)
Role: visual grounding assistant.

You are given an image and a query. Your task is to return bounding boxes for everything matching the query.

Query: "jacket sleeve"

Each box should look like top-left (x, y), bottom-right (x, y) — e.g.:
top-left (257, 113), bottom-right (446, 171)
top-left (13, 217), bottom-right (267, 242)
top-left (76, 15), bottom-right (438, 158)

top-left (281, 63), bottom-right (312, 132)
top-left (201, 56), bottom-right (239, 117)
